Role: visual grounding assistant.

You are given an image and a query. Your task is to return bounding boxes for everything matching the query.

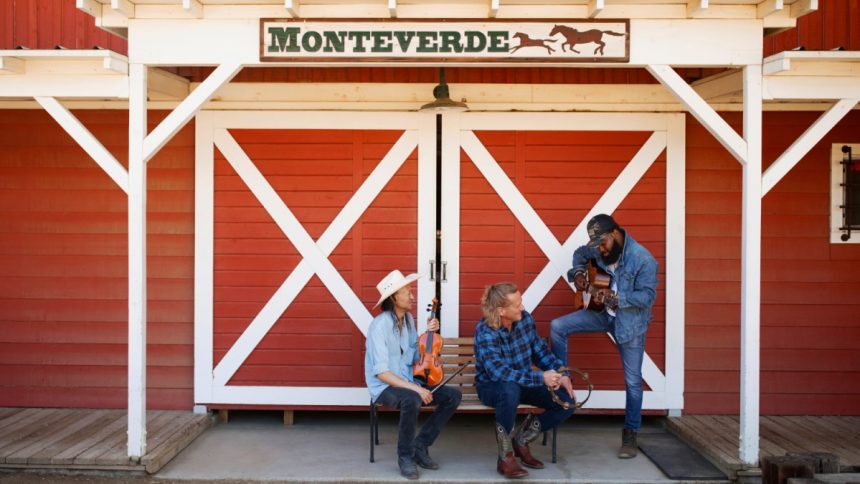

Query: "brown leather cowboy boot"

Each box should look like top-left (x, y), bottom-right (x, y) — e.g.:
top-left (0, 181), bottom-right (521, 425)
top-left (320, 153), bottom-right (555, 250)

top-left (495, 422), bottom-right (529, 479)
top-left (512, 413), bottom-right (545, 469)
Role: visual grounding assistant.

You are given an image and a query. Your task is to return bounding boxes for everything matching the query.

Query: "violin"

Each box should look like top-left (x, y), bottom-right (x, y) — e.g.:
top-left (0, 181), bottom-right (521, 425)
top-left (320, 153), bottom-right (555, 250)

top-left (413, 298), bottom-right (444, 386)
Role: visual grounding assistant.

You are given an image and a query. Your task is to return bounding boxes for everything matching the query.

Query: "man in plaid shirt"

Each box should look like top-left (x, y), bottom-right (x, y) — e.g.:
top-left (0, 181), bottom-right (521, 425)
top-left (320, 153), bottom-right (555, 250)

top-left (474, 282), bottom-right (576, 479)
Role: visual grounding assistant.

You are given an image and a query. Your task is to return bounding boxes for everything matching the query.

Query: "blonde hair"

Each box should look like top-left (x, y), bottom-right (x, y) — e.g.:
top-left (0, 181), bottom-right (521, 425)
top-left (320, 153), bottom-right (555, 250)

top-left (481, 282), bottom-right (518, 330)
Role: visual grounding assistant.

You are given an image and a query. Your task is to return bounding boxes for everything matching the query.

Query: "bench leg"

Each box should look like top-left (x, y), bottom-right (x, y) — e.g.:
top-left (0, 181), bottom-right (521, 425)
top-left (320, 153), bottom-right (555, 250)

top-left (552, 426), bottom-right (557, 463)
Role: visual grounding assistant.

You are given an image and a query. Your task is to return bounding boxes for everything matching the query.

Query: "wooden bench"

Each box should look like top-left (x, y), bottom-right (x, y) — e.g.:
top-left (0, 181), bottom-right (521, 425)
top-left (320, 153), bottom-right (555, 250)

top-left (370, 337), bottom-right (558, 463)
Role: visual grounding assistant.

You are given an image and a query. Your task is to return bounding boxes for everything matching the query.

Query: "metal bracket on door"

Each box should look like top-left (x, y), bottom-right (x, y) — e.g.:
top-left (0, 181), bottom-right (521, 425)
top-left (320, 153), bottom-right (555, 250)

top-left (429, 260), bottom-right (448, 282)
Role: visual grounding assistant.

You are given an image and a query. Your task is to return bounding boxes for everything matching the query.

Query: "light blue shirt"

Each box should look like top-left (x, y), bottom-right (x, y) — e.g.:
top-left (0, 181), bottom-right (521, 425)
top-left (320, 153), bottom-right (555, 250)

top-left (364, 310), bottom-right (418, 402)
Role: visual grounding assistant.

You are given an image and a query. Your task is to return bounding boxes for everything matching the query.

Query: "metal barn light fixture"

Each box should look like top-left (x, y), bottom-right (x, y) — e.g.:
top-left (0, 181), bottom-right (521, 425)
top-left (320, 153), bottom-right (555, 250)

top-left (420, 67), bottom-right (468, 112)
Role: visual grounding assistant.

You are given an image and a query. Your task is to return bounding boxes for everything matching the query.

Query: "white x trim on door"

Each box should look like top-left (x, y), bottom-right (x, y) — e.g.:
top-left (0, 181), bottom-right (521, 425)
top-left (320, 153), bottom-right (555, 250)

top-left (440, 112), bottom-right (686, 412)
top-left (195, 111), bottom-right (436, 406)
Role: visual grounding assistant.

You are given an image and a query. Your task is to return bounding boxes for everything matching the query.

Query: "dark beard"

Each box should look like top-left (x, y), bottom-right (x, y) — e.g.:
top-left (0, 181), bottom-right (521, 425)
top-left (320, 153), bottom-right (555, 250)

top-left (602, 240), bottom-right (623, 265)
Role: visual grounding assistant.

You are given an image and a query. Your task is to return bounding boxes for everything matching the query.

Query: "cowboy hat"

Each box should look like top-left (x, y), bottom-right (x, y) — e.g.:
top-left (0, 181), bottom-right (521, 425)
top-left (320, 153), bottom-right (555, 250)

top-left (373, 269), bottom-right (420, 309)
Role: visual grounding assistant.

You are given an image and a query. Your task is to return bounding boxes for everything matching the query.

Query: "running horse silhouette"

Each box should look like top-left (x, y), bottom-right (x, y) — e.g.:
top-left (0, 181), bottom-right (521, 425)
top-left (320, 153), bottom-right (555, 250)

top-left (549, 24), bottom-right (625, 55)
top-left (509, 32), bottom-right (557, 54)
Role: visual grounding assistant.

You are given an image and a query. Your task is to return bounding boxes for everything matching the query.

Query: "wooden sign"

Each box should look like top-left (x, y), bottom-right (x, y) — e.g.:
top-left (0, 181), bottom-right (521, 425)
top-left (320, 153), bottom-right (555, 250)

top-left (260, 19), bottom-right (629, 63)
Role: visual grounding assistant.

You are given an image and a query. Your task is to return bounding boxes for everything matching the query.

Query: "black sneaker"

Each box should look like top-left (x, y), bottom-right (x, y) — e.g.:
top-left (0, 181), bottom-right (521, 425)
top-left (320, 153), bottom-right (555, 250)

top-left (619, 428), bottom-right (638, 459)
top-left (414, 446), bottom-right (439, 470)
top-left (398, 456), bottom-right (419, 479)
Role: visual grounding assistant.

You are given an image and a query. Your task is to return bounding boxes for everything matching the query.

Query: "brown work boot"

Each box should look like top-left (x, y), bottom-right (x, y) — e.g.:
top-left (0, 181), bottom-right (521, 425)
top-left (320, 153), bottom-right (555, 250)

top-left (619, 428), bottom-right (638, 459)
top-left (495, 422), bottom-right (529, 479)
top-left (512, 413), bottom-right (545, 469)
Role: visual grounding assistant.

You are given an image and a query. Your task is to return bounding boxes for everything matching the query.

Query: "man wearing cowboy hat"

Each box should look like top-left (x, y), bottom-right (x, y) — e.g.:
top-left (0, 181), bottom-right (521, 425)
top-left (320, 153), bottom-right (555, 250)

top-left (365, 269), bottom-right (462, 480)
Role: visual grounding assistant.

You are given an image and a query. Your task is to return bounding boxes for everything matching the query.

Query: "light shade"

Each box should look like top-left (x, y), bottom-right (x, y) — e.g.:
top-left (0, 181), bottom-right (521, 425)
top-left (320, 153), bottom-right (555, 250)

top-left (420, 68), bottom-right (468, 112)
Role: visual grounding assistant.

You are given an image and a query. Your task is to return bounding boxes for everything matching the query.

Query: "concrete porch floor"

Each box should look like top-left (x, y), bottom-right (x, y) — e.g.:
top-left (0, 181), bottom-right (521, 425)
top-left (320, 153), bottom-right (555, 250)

top-left (150, 411), bottom-right (724, 483)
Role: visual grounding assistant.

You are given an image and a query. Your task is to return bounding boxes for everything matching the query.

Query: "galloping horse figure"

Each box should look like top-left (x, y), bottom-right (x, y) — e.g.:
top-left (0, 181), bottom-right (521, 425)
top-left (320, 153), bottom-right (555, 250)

top-left (549, 24), bottom-right (625, 56)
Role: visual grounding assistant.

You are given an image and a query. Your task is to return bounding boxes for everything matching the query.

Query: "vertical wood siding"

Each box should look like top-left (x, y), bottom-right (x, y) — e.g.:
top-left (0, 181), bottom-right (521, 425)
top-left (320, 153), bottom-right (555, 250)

top-left (0, 0), bottom-right (127, 52)
top-left (765, 0), bottom-right (860, 54)
top-left (686, 111), bottom-right (860, 415)
top-left (0, 109), bottom-right (193, 409)
top-left (212, 129), bottom-right (417, 389)
top-left (458, 130), bottom-right (668, 393)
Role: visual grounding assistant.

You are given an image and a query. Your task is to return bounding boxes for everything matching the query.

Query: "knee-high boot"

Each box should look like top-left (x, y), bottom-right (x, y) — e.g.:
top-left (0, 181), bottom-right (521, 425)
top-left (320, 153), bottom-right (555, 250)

top-left (495, 422), bottom-right (529, 479)
top-left (512, 413), bottom-right (545, 469)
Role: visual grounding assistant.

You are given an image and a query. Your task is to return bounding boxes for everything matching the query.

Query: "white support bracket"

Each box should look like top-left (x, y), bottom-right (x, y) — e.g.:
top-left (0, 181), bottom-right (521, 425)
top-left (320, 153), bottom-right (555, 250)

top-left (762, 98), bottom-right (859, 195)
top-left (111, 0), bottom-right (135, 18)
top-left (142, 62), bottom-right (242, 163)
top-left (647, 64), bottom-right (747, 164)
top-left (75, 0), bottom-right (100, 17)
top-left (285, 0), bottom-right (299, 18)
top-left (183, 0), bottom-right (204, 18)
top-left (489, 0), bottom-right (499, 18)
top-left (687, 0), bottom-right (708, 17)
top-left (389, 0), bottom-right (398, 18)
top-left (757, 0), bottom-right (784, 18)
top-left (791, 0), bottom-right (818, 18)
top-left (35, 96), bottom-right (129, 194)
top-left (587, 0), bottom-right (604, 18)
top-left (0, 56), bottom-right (24, 74)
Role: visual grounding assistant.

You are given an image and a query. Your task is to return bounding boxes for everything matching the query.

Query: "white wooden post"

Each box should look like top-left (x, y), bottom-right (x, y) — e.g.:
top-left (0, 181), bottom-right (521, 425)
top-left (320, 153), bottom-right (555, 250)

top-left (739, 64), bottom-right (762, 467)
top-left (127, 63), bottom-right (148, 459)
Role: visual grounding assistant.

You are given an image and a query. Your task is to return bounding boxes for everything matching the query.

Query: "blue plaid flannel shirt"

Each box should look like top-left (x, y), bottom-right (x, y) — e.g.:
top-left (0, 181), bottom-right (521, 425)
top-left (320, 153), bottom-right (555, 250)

top-left (474, 310), bottom-right (565, 387)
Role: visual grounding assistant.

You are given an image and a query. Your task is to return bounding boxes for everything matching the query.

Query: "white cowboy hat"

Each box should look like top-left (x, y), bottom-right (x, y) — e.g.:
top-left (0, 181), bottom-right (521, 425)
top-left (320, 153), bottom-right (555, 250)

top-left (373, 269), bottom-right (420, 309)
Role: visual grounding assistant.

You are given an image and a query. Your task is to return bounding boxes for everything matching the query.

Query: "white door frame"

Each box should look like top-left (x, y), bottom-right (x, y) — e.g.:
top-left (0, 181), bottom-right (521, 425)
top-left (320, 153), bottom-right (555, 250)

top-left (194, 110), bottom-right (437, 406)
top-left (440, 112), bottom-right (686, 412)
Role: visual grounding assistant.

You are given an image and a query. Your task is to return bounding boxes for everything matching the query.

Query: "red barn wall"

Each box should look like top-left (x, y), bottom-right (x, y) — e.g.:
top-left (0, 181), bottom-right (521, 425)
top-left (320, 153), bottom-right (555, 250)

top-left (1, 108), bottom-right (858, 414)
top-left (0, 0), bottom-right (128, 52)
top-left (686, 111), bottom-right (860, 415)
top-left (0, 109), bottom-right (194, 410)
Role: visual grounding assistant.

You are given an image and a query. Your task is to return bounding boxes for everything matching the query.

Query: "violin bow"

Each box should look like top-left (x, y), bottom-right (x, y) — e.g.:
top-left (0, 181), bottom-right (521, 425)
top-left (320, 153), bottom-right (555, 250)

top-left (430, 360), bottom-right (472, 394)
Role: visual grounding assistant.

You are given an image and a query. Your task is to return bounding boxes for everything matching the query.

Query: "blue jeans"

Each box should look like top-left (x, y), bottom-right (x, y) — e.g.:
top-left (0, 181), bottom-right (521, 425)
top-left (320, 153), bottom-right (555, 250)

top-left (375, 385), bottom-right (462, 459)
top-left (549, 310), bottom-right (645, 431)
top-left (476, 381), bottom-right (575, 434)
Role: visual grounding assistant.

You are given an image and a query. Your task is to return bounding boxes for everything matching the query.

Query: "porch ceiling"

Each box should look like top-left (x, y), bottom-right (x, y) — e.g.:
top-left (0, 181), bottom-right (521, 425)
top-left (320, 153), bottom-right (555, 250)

top-left (692, 51), bottom-right (860, 102)
top-left (0, 50), bottom-right (189, 101)
top-left (78, 0), bottom-right (817, 37)
top-left (1, 49), bottom-right (856, 111)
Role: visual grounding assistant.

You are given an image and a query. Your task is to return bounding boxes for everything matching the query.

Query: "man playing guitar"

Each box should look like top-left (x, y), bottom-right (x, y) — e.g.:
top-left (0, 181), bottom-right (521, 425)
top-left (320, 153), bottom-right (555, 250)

top-left (549, 214), bottom-right (658, 460)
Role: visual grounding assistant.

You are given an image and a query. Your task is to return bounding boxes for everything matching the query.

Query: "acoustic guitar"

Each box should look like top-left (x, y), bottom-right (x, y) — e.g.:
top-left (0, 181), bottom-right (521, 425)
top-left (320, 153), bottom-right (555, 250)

top-left (572, 259), bottom-right (615, 312)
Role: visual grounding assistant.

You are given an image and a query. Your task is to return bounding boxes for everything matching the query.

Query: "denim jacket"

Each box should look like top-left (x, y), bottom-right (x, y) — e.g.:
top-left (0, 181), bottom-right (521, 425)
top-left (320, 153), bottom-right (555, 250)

top-left (567, 229), bottom-right (658, 344)
top-left (364, 311), bottom-right (418, 402)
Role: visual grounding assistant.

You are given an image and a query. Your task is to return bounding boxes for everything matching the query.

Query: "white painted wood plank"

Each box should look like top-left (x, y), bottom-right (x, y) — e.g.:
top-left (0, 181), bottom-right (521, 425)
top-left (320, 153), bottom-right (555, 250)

top-left (460, 112), bottom-right (671, 131)
top-left (127, 63), bottom-right (147, 459)
top-left (35, 96), bottom-right (129, 194)
top-left (739, 64), bottom-right (762, 467)
top-left (664, 113), bottom-right (686, 411)
top-left (143, 62), bottom-right (242, 163)
top-left (206, 110), bottom-right (425, 131)
top-left (631, 19), bottom-right (761, 66)
top-left (440, 113), bottom-right (462, 336)
top-left (648, 64), bottom-right (747, 164)
top-left (193, 112), bottom-right (215, 407)
top-left (762, 98), bottom-right (858, 195)
top-left (416, 112), bottom-right (438, 333)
